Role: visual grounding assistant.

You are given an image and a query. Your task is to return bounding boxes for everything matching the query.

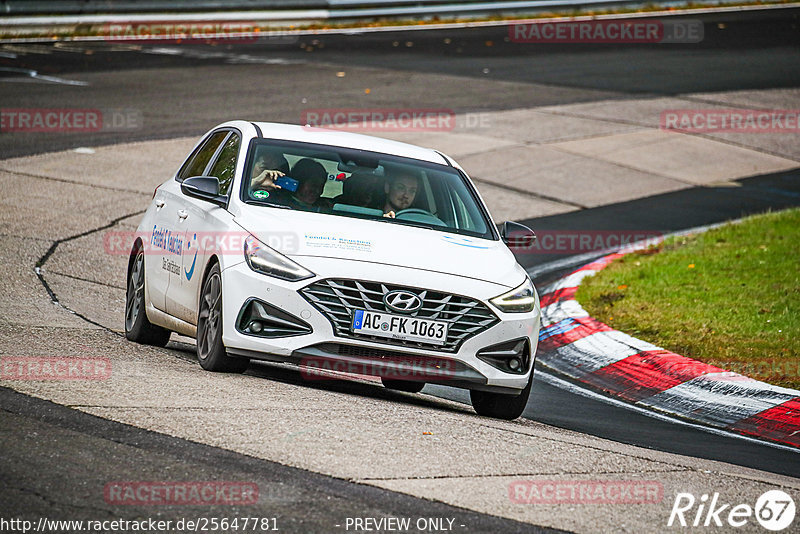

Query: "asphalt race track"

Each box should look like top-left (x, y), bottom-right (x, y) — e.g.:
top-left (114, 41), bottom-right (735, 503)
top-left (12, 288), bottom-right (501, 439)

top-left (1, 7), bottom-right (799, 533)
top-left (2, 11), bottom-right (800, 158)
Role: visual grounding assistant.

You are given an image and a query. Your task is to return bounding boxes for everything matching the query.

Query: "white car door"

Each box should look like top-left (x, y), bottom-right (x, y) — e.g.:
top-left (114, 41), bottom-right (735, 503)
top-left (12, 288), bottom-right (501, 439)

top-left (142, 185), bottom-right (178, 312)
top-left (167, 130), bottom-right (241, 324)
top-left (143, 131), bottom-right (228, 313)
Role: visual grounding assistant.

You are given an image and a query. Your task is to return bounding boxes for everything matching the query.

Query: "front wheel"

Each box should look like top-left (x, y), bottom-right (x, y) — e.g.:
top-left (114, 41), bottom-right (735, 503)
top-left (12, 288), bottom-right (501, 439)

top-left (196, 263), bottom-right (248, 373)
top-left (125, 246), bottom-right (171, 347)
top-left (470, 372), bottom-right (533, 420)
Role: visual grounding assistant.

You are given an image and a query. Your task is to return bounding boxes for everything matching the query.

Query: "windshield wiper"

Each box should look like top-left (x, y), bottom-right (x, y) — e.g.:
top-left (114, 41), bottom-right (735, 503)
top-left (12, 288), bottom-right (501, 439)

top-left (380, 217), bottom-right (491, 239)
top-left (244, 199), bottom-right (291, 209)
top-left (379, 218), bottom-right (435, 231)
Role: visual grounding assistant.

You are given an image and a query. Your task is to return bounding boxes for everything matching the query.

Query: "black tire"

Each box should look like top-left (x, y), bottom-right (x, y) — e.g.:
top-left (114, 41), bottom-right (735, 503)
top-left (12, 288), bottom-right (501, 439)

top-left (470, 371), bottom-right (533, 420)
top-left (381, 378), bottom-right (425, 393)
top-left (125, 246), bottom-right (171, 347)
top-left (196, 263), bottom-right (248, 373)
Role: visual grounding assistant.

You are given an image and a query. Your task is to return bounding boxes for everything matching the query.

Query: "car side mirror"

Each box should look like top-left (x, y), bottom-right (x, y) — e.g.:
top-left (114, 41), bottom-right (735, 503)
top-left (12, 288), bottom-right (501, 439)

top-left (501, 221), bottom-right (537, 250)
top-left (181, 176), bottom-right (227, 207)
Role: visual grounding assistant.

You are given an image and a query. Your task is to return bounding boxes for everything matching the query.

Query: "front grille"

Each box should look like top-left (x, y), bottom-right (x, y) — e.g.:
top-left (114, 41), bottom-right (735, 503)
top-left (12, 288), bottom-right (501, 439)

top-left (308, 343), bottom-right (474, 377)
top-left (333, 343), bottom-right (409, 359)
top-left (317, 342), bottom-right (457, 366)
top-left (300, 279), bottom-right (499, 352)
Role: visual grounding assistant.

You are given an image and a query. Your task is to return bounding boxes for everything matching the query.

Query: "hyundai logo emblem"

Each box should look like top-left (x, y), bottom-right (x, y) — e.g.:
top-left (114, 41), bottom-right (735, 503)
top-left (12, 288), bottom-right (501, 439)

top-left (383, 290), bottom-right (422, 314)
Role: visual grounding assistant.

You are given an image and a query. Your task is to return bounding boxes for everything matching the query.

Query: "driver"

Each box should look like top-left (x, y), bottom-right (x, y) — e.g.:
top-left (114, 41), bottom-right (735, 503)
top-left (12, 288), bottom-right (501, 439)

top-left (383, 172), bottom-right (419, 218)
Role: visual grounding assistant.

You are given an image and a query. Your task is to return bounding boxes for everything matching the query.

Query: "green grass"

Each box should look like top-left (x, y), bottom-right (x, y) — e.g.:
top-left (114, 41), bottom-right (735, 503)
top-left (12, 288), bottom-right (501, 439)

top-left (576, 208), bottom-right (800, 390)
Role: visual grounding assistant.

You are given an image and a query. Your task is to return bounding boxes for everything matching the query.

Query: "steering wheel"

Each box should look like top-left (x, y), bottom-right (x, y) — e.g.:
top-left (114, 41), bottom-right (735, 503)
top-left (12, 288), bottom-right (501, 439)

top-left (394, 208), bottom-right (447, 226)
top-left (395, 208), bottom-right (433, 217)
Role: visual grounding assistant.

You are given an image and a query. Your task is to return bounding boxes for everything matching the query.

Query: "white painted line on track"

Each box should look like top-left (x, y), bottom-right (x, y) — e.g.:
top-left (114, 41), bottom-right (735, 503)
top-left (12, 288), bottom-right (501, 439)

top-left (0, 67), bottom-right (88, 86)
top-left (140, 46), bottom-right (301, 65)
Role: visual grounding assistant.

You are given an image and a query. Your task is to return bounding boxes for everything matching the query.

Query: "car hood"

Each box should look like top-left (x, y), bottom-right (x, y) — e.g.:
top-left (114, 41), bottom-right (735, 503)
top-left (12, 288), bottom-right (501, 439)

top-left (234, 207), bottom-right (525, 289)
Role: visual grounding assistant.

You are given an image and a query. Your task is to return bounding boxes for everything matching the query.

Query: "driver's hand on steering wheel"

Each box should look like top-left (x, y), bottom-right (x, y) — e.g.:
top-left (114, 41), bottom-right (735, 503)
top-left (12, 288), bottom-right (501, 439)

top-left (383, 211), bottom-right (396, 218)
top-left (252, 170), bottom-right (284, 190)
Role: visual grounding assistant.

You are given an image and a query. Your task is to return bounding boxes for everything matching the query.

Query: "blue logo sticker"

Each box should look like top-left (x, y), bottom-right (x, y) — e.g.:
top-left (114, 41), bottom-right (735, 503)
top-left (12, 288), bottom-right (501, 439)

top-left (184, 234), bottom-right (198, 281)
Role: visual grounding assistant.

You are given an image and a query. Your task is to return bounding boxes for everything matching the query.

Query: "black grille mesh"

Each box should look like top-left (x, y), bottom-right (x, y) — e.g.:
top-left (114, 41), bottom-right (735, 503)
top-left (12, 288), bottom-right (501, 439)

top-left (300, 279), bottom-right (498, 352)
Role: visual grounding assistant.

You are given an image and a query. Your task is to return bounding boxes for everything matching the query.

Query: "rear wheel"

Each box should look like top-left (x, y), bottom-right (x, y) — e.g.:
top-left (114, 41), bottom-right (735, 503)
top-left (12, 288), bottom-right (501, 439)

top-left (381, 378), bottom-right (425, 393)
top-left (125, 246), bottom-right (171, 347)
top-left (196, 263), bottom-right (248, 373)
top-left (470, 371), bottom-right (533, 420)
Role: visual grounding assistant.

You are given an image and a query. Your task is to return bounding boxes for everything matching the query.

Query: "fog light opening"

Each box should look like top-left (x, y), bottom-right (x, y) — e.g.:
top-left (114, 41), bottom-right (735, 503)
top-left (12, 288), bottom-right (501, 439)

top-left (476, 338), bottom-right (531, 375)
top-left (236, 298), bottom-right (313, 338)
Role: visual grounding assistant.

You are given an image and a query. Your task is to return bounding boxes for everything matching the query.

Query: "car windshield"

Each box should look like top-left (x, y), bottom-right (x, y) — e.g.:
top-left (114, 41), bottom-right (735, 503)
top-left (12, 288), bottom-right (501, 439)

top-left (241, 138), bottom-right (495, 239)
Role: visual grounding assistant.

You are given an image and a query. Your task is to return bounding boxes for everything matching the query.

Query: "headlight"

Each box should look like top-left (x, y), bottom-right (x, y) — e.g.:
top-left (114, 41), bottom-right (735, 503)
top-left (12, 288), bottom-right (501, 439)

top-left (244, 235), bottom-right (314, 281)
top-left (490, 278), bottom-right (537, 313)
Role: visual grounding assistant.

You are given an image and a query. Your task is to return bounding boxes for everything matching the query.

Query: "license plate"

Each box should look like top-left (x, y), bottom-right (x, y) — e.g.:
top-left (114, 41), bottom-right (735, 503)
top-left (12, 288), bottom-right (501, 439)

top-left (351, 309), bottom-right (448, 345)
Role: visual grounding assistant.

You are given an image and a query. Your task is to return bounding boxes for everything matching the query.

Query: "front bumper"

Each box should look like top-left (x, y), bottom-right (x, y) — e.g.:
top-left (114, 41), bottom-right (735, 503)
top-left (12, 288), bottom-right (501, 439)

top-left (220, 260), bottom-right (541, 392)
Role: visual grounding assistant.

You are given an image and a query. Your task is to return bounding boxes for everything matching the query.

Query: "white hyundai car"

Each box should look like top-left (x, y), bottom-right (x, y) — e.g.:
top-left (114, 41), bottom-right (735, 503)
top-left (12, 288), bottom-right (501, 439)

top-left (125, 121), bottom-right (540, 419)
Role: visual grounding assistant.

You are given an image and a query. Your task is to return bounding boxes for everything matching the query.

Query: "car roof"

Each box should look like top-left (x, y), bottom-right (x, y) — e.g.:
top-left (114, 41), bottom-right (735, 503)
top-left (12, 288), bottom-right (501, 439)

top-left (242, 121), bottom-right (449, 165)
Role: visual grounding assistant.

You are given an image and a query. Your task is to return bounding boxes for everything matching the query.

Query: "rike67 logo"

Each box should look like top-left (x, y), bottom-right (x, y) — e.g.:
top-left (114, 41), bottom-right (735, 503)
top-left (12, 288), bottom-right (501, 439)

top-left (668, 490), bottom-right (795, 531)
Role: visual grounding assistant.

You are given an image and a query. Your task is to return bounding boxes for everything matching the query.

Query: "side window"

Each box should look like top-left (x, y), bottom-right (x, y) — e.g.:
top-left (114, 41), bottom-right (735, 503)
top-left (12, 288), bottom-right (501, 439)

top-left (176, 131), bottom-right (229, 182)
top-left (207, 133), bottom-right (240, 196)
